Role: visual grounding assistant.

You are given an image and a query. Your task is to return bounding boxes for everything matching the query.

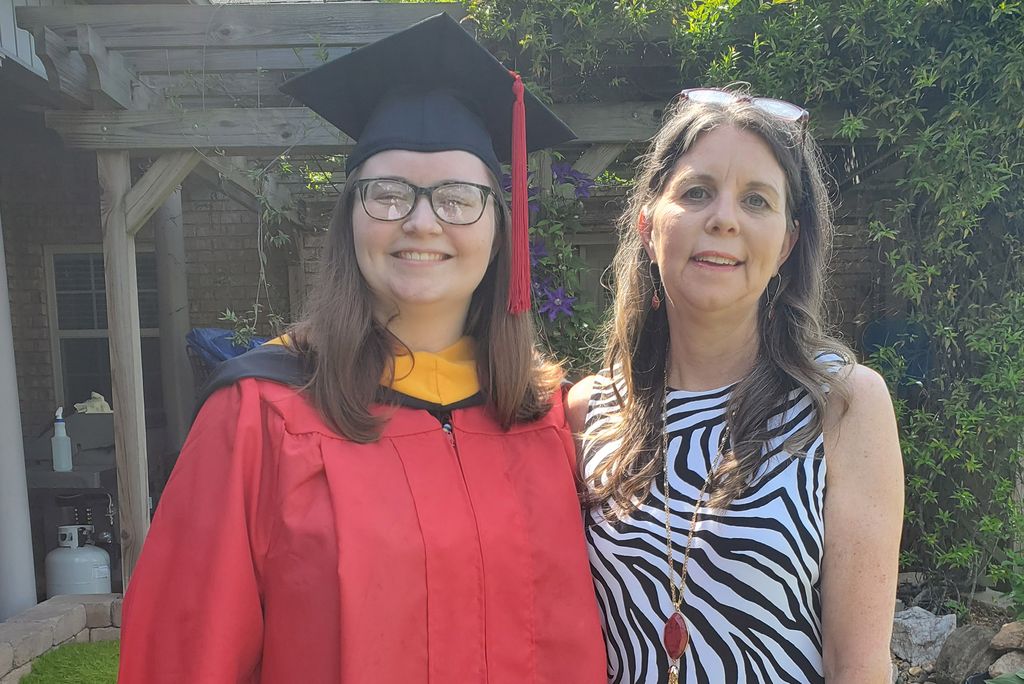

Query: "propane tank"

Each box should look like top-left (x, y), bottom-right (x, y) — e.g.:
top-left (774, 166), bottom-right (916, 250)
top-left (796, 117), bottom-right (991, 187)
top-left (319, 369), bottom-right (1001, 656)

top-left (45, 525), bottom-right (111, 597)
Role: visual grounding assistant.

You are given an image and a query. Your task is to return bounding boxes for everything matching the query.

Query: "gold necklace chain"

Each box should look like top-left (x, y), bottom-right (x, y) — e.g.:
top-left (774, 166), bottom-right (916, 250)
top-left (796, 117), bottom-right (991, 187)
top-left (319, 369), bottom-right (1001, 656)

top-left (661, 370), bottom-right (728, 681)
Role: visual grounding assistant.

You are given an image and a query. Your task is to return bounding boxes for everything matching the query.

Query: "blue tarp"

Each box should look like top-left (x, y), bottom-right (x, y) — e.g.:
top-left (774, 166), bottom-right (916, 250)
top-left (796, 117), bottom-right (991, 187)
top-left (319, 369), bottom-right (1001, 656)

top-left (185, 328), bottom-right (268, 370)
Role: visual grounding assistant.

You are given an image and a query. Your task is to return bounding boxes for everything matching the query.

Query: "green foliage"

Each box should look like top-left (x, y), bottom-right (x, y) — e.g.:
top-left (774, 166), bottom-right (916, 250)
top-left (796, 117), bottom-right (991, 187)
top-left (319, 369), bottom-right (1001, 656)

top-left (219, 303), bottom-right (284, 349)
top-left (469, 0), bottom-right (1024, 607)
top-left (987, 672), bottom-right (1024, 684)
top-left (23, 641), bottom-right (119, 684)
top-left (991, 547), bottom-right (1024, 621)
top-left (531, 188), bottom-right (603, 375)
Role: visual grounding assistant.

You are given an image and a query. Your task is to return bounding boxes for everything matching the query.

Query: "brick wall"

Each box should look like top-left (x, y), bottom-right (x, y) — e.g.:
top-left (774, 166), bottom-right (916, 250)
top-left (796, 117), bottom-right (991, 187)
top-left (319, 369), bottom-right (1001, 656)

top-left (1, 116), bottom-right (100, 440)
top-left (2, 115), bottom-right (292, 438)
top-left (179, 179), bottom-right (291, 331)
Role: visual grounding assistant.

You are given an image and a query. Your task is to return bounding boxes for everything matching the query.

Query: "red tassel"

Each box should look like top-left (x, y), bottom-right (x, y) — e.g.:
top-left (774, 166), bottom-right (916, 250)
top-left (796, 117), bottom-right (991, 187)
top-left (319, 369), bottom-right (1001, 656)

top-left (508, 70), bottom-right (531, 314)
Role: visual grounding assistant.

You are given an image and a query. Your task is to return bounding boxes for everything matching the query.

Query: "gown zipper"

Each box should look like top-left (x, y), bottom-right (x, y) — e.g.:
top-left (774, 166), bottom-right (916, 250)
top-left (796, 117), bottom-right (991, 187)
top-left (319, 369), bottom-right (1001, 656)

top-left (440, 412), bottom-right (457, 450)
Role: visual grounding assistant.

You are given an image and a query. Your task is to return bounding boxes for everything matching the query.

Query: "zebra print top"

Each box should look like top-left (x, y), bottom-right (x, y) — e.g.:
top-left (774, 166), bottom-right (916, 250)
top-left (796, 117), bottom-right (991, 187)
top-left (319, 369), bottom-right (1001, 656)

top-left (582, 370), bottom-right (832, 684)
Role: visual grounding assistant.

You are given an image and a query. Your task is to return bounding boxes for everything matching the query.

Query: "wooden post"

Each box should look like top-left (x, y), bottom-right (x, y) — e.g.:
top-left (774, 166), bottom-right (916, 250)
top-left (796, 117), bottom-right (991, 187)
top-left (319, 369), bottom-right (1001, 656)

top-left (97, 150), bottom-right (150, 584)
top-left (536, 150), bottom-right (553, 198)
top-left (153, 187), bottom-right (194, 453)
top-left (286, 231), bottom-right (307, 322)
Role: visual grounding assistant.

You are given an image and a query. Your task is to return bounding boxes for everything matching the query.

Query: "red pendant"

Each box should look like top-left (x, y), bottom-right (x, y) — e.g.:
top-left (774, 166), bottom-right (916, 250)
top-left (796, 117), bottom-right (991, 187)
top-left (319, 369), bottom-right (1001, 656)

top-left (663, 611), bottom-right (689, 660)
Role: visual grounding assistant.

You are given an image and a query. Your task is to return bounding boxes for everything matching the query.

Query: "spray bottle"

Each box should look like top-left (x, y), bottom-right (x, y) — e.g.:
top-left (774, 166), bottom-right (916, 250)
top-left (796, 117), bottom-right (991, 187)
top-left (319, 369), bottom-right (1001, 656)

top-left (51, 406), bottom-right (72, 472)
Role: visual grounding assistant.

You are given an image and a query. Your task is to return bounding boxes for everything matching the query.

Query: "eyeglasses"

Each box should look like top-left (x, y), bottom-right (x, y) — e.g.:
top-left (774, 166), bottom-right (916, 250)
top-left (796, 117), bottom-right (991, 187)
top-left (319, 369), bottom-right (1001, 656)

top-left (353, 178), bottom-right (494, 225)
top-left (680, 88), bottom-right (809, 134)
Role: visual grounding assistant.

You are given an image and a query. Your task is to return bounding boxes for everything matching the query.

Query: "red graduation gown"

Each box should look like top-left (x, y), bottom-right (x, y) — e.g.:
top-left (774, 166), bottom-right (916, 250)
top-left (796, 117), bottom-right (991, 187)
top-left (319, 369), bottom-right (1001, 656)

top-left (118, 378), bottom-right (607, 683)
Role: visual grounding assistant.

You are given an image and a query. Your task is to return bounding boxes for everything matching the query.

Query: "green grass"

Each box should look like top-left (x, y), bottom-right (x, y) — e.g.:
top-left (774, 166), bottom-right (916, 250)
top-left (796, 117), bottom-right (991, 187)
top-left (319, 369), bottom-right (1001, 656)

top-left (22, 641), bottom-right (119, 684)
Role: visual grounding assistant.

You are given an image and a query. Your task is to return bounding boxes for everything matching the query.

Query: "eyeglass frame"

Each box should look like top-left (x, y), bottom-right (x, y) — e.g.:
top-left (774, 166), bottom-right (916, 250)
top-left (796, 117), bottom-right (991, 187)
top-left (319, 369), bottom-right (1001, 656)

top-left (352, 177), bottom-right (496, 225)
top-left (679, 88), bottom-right (810, 139)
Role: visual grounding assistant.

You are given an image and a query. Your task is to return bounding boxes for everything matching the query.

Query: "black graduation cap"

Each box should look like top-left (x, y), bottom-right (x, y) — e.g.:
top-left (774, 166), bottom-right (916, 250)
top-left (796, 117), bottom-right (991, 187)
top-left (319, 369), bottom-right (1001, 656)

top-left (279, 12), bottom-right (577, 314)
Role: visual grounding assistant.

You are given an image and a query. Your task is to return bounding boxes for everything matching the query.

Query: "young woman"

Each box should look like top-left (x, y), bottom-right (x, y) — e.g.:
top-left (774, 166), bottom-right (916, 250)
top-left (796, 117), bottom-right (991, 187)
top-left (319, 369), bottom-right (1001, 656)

top-left (118, 15), bottom-right (606, 683)
top-left (569, 89), bottom-right (903, 683)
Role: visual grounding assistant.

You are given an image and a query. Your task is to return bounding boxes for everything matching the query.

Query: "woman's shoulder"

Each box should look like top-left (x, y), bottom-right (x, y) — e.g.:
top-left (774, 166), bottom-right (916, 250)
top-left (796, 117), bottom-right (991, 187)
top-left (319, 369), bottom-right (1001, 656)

top-left (836, 362), bottom-right (892, 412)
top-left (566, 375), bottom-right (599, 435)
top-left (822, 361), bottom-right (896, 444)
top-left (566, 369), bottom-right (619, 434)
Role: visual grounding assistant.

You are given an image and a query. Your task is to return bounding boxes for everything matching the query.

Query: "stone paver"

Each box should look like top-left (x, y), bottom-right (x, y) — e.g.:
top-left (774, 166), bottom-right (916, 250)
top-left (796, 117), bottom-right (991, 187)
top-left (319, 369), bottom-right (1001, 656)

top-left (73, 629), bottom-right (89, 644)
top-left (112, 598), bottom-right (122, 627)
top-left (0, 623), bottom-right (53, 667)
top-left (9, 602), bottom-right (86, 645)
top-left (32, 595), bottom-right (117, 629)
top-left (0, 662), bottom-right (32, 684)
top-left (90, 627), bottom-right (120, 642)
top-left (0, 642), bottom-right (12, 677)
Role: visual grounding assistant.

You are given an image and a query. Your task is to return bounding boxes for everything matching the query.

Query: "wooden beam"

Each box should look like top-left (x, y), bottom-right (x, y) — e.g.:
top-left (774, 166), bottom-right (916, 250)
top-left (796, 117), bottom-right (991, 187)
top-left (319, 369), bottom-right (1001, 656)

top-left (573, 144), bottom-right (627, 179)
top-left (43, 101), bottom-right (869, 153)
top-left (125, 150), bottom-right (200, 235)
top-left (558, 102), bottom-right (664, 145)
top-left (16, 4), bottom-right (466, 50)
top-left (76, 24), bottom-right (133, 109)
top-left (43, 104), bottom-right (655, 152)
top-left (190, 158), bottom-right (262, 213)
top-left (46, 107), bottom-right (349, 154)
top-left (123, 46), bottom-right (354, 74)
top-left (32, 26), bottom-right (91, 107)
top-left (97, 150), bottom-right (150, 585)
top-left (141, 70), bottom-right (294, 109)
top-left (192, 157), bottom-right (302, 229)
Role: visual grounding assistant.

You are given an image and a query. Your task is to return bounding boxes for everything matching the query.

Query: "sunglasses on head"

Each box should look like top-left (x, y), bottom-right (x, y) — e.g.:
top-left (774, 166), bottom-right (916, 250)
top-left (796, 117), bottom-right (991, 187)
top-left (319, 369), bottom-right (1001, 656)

top-left (680, 88), bottom-right (809, 137)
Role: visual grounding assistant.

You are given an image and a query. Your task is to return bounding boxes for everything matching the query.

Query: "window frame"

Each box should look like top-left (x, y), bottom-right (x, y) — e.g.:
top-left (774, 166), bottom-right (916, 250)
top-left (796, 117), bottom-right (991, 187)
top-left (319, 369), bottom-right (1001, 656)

top-left (44, 244), bottom-right (160, 410)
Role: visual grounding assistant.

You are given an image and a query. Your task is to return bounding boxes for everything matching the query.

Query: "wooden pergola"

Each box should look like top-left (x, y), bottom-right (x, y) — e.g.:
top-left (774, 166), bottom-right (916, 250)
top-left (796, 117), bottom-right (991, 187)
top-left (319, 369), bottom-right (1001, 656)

top-left (12, 1), bottom-right (863, 584)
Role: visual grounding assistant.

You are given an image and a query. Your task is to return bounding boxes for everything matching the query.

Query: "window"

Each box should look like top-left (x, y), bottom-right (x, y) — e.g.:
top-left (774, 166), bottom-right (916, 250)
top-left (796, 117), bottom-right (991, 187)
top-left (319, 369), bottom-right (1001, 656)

top-left (47, 248), bottom-right (165, 427)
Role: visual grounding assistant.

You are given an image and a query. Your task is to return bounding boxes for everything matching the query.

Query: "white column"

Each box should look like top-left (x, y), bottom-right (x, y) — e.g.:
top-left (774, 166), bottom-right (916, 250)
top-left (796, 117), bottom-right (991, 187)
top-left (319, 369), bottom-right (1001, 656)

top-left (0, 207), bottom-right (38, 620)
top-left (153, 188), bottom-right (194, 452)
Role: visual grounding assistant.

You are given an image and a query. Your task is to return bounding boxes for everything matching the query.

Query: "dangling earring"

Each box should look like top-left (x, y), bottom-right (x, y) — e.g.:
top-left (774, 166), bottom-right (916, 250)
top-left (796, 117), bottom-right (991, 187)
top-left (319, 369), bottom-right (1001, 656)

top-left (765, 274), bottom-right (783, 320)
top-left (649, 261), bottom-right (662, 310)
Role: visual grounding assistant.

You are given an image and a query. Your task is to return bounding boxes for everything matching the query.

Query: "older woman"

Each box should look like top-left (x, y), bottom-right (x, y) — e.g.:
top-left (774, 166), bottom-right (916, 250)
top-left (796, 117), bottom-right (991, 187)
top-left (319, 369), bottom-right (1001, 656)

top-left (569, 88), bottom-right (903, 683)
top-left (119, 15), bottom-right (606, 683)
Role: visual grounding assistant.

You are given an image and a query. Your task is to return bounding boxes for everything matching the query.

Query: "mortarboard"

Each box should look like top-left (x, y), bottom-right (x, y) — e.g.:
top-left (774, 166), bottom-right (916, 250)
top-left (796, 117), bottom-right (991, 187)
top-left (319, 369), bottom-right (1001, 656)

top-left (279, 12), bottom-right (577, 314)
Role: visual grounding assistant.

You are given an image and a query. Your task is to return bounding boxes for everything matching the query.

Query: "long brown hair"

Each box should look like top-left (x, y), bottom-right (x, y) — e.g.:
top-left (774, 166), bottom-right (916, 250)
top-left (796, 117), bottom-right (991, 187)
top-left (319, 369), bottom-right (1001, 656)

top-left (588, 90), bottom-right (852, 513)
top-left (290, 168), bottom-right (562, 442)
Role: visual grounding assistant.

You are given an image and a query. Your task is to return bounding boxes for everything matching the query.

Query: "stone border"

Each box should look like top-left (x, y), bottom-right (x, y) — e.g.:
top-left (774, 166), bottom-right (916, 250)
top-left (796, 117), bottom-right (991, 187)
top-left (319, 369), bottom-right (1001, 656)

top-left (0, 595), bottom-right (122, 684)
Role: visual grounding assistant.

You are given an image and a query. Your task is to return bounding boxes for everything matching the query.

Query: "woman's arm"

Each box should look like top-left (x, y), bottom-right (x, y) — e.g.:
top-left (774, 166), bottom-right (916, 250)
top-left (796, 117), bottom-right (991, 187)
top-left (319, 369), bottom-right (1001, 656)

top-left (566, 374), bottom-right (598, 444)
top-left (118, 381), bottom-right (276, 684)
top-left (821, 364), bottom-right (904, 683)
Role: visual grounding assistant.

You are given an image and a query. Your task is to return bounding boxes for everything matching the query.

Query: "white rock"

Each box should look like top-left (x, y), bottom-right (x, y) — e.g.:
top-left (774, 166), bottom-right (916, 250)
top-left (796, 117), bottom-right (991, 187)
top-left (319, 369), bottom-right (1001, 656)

top-left (891, 606), bottom-right (958, 666)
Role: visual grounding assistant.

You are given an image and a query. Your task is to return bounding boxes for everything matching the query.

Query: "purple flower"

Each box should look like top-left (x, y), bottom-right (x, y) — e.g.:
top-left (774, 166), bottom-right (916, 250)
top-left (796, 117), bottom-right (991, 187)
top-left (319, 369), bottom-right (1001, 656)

top-left (551, 162), bottom-right (596, 200)
top-left (501, 172), bottom-right (541, 213)
top-left (529, 239), bottom-right (549, 268)
top-left (531, 273), bottom-right (553, 296)
top-left (537, 285), bottom-right (576, 321)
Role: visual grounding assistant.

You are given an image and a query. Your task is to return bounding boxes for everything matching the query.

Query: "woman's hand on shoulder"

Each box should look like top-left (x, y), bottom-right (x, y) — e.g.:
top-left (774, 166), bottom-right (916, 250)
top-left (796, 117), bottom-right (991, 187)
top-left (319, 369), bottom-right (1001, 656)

top-left (566, 375), bottom-right (599, 436)
top-left (821, 363), bottom-right (904, 682)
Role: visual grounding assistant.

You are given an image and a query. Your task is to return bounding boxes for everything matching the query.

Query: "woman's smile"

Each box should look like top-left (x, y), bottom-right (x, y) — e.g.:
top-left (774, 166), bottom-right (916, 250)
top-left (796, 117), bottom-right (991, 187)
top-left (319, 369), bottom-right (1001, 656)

top-left (390, 249), bottom-right (453, 263)
top-left (690, 250), bottom-right (744, 270)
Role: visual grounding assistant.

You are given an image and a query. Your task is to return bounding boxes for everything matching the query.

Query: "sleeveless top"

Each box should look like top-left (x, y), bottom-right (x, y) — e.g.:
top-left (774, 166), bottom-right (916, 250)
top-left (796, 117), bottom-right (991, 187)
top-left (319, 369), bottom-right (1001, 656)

top-left (582, 367), bottom-right (838, 684)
